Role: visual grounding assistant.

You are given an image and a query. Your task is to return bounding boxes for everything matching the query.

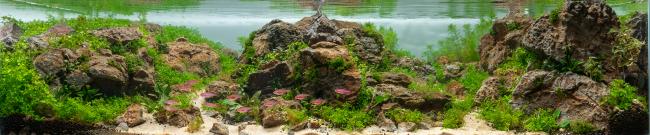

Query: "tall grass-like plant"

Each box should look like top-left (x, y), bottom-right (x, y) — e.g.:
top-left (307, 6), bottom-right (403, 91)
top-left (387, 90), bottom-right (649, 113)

top-left (424, 18), bottom-right (493, 62)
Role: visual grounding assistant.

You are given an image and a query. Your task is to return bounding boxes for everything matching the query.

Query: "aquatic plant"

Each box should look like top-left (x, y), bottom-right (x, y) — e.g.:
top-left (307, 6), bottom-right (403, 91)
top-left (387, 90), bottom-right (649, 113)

top-left (524, 109), bottom-right (560, 132)
top-left (568, 120), bottom-right (597, 134)
top-left (478, 96), bottom-right (524, 131)
top-left (286, 108), bottom-right (308, 126)
top-left (424, 17), bottom-right (493, 62)
top-left (385, 108), bottom-right (424, 123)
top-left (315, 105), bottom-right (374, 130)
top-left (605, 79), bottom-right (646, 110)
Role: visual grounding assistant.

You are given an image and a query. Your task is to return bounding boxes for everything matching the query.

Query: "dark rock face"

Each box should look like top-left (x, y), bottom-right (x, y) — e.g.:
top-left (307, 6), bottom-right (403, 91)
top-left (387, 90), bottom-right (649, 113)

top-left (300, 42), bottom-right (361, 101)
top-left (479, 14), bottom-right (531, 72)
top-left (608, 101), bottom-right (649, 134)
top-left (129, 69), bottom-right (156, 96)
top-left (374, 84), bottom-right (450, 112)
top-left (116, 104), bottom-right (146, 127)
top-left (88, 51), bottom-right (129, 96)
top-left (378, 73), bottom-right (411, 87)
top-left (252, 19), bottom-right (305, 57)
top-left (0, 22), bottom-right (22, 49)
top-left (154, 107), bottom-right (201, 127)
top-left (164, 39), bottom-right (221, 76)
top-left (92, 27), bottom-right (143, 44)
top-left (246, 61), bottom-right (294, 97)
top-left (627, 12), bottom-right (648, 95)
top-left (511, 70), bottom-right (610, 130)
top-left (523, 1), bottom-right (618, 62)
top-left (474, 77), bottom-right (500, 104)
top-left (64, 70), bottom-right (92, 90)
top-left (33, 49), bottom-right (71, 77)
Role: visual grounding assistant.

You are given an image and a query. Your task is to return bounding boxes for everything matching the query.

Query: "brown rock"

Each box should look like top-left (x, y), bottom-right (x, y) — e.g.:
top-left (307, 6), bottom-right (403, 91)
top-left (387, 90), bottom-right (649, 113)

top-left (300, 43), bottom-right (362, 101)
top-left (163, 39), bottom-right (221, 76)
top-left (245, 61), bottom-right (294, 97)
top-left (474, 77), bottom-right (500, 104)
top-left (65, 70), bottom-right (91, 90)
top-left (210, 122), bottom-right (229, 135)
top-left (129, 68), bottom-right (156, 96)
top-left (33, 49), bottom-right (68, 77)
top-left (511, 70), bottom-right (610, 130)
top-left (374, 84), bottom-right (450, 112)
top-left (378, 73), bottom-right (412, 87)
top-left (446, 81), bottom-right (466, 98)
top-left (251, 19), bottom-right (304, 57)
top-left (92, 27), bottom-right (143, 44)
top-left (206, 80), bottom-right (240, 100)
top-left (87, 52), bottom-right (129, 96)
top-left (397, 122), bottom-right (417, 132)
top-left (0, 22), bottom-right (22, 49)
top-left (608, 100), bottom-right (649, 134)
top-left (154, 107), bottom-right (201, 127)
top-left (117, 104), bottom-right (146, 127)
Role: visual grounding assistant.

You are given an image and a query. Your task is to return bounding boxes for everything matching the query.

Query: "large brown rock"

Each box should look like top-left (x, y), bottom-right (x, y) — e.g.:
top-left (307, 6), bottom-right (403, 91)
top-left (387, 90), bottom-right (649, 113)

top-left (163, 39), bottom-right (221, 76)
top-left (210, 123), bottom-right (229, 135)
top-left (260, 97), bottom-right (301, 128)
top-left (300, 42), bottom-right (361, 101)
top-left (374, 84), bottom-right (450, 112)
top-left (129, 68), bottom-right (156, 96)
top-left (0, 22), bottom-right (22, 49)
top-left (245, 61), bottom-right (294, 97)
top-left (479, 13), bottom-right (531, 72)
top-left (378, 73), bottom-right (412, 87)
top-left (33, 49), bottom-right (73, 77)
top-left (608, 101), bottom-right (649, 134)
top-left (87, 50), bottom-right (129, 96)
top-left (154, 107), bottom-right (201, 127)
top-left (116, 104), bottom-right (146, 127)
top-left (92, 27), bottom-right (143, 44)
top-left (474, 77), bottom-right (501, 104)
top-left (251, 19), bottom-right (304, 57)
top-left (511, 70), bottom-right (610, 130)
top-left (206, 80), bottom-right (240, 100)
top-left (522, 1), bottom-right (618, 62)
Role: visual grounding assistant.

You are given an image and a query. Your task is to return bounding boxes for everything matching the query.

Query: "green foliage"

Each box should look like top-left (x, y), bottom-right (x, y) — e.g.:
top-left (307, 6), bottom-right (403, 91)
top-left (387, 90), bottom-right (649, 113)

top-left (443, 95), bottom-right (474, 128)
top-left (424, 18), bottom-right (493, 62)
top-left (55, 97), bottom-right (130, 123)
top-left (605, 79), bottom-right (646, 110)
top-left (582, 57), bottom-right (603, 81)
top-left (327, 57), bottom-right (352, 73)
top-left (612, 30), bottom-right (643, 68)
top-left (549, 8), bottom-right (561, 24)
top-left (495, 47), bottom-right (540, 75)
top-left (524, 109), bottom-right (560, 132)
top-left (157, 25), bottom-right (224, 50)
top-left (385, 108), bottom-right (424, 123)
top-left (506, 22), bottom-right (522, 31)
top-left (458, 66), bottom-right (489, 94)
top-left (0, 44), bottom-right (56, 119)
top-left (569, 120), bottom-right (597, 134)
top-left (286, 108), bottom-right (308, 126)
top-left (124, 53), bottom-right (145, 73)
top-left (478, 96), bottom-right (524, 131)
top-left (316, 105), bottom-right (374, 130)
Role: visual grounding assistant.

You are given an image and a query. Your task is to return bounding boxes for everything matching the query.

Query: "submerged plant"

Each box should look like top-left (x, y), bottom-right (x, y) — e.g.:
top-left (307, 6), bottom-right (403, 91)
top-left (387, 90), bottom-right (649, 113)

top-left (605, 79), bottom-right (646, 110)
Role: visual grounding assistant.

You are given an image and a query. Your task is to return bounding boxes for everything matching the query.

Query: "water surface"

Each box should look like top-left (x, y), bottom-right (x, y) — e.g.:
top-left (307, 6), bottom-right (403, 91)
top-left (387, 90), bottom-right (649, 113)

top-left (0, 0), bottom-right (644, 56)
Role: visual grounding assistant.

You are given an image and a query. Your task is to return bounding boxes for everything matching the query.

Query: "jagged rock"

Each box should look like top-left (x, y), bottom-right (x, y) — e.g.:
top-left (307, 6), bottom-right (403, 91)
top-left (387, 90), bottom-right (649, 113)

top-left (291, 121), bottom-right (308, 131)
top-left (474, 77), bottom-right (500, 104)
top-left (163, 39), bottom-right (221, 76)
top-left (608, 100), bottom-right (649, 134)
top-left (397, 122), bottom-right (417, 132)
top-left (65, 70), bottom-right (91, 90)
top-left (511, 70), bottom-right (610, 130)
top-left (393, 57), bottom-right (435, 76)
top-left (92, 27), bottom-right (143, 44)
top-left (378, 73), bottom-right (411, 87)
top-left (87, 52), bottom-right (129, 96)
top-left (0, 22), bottom-right (22, 49)
top-left (376, 112), bottom-right (397, 132)
top-left (300, 42), bottom-right (361, 101)
top-left (116, 104), bottom-right (146, 127)
top-left (443, 62), bottom-right (463, 79)
top-left (154, 107), bottom-right (201, 127)
top-left (260, 98), bottom-right (301, 128)
top-left (478, 13), bottom-right (531, 72)
top-left (251, 19), bottom-right (304, 57)
top-left (129, 68), bottom-right (155, 96)
top-left (245, 61), bottom-right (293, 97)
top-left (523, 1), bottom-right (618, 62)
top-left (627, 12), bottom-right (647, 43)
top-left (33, 49), bottom-right (69, 77)
top-left (210, 123), bottom-right (229, 135)
top-left (144, 23), bottom-right (162, 34)
top-left (206, 80), bottom-right (239, 100)
top-left (374, 84), bottom-right (450, 112)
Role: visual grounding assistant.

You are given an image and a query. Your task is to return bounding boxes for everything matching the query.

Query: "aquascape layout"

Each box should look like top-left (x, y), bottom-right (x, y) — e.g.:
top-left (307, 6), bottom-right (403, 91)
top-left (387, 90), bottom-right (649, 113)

top-left (0, 0), bottom-right (648, 135)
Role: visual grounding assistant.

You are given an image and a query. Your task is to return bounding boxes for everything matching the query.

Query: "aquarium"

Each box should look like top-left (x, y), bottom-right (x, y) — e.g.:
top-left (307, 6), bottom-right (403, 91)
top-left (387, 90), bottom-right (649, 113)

top-left (0, 0), bottom-right (648, 134)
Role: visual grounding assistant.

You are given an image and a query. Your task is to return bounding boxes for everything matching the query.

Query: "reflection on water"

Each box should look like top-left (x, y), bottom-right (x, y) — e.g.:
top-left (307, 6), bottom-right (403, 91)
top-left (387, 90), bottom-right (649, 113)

top-left (0, 0), bottom-right (645, 56)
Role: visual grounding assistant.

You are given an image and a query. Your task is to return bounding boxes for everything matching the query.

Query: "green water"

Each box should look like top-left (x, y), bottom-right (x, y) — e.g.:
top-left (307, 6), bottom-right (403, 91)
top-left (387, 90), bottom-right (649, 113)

top-left (0, 0), bottom-right (645, 56)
